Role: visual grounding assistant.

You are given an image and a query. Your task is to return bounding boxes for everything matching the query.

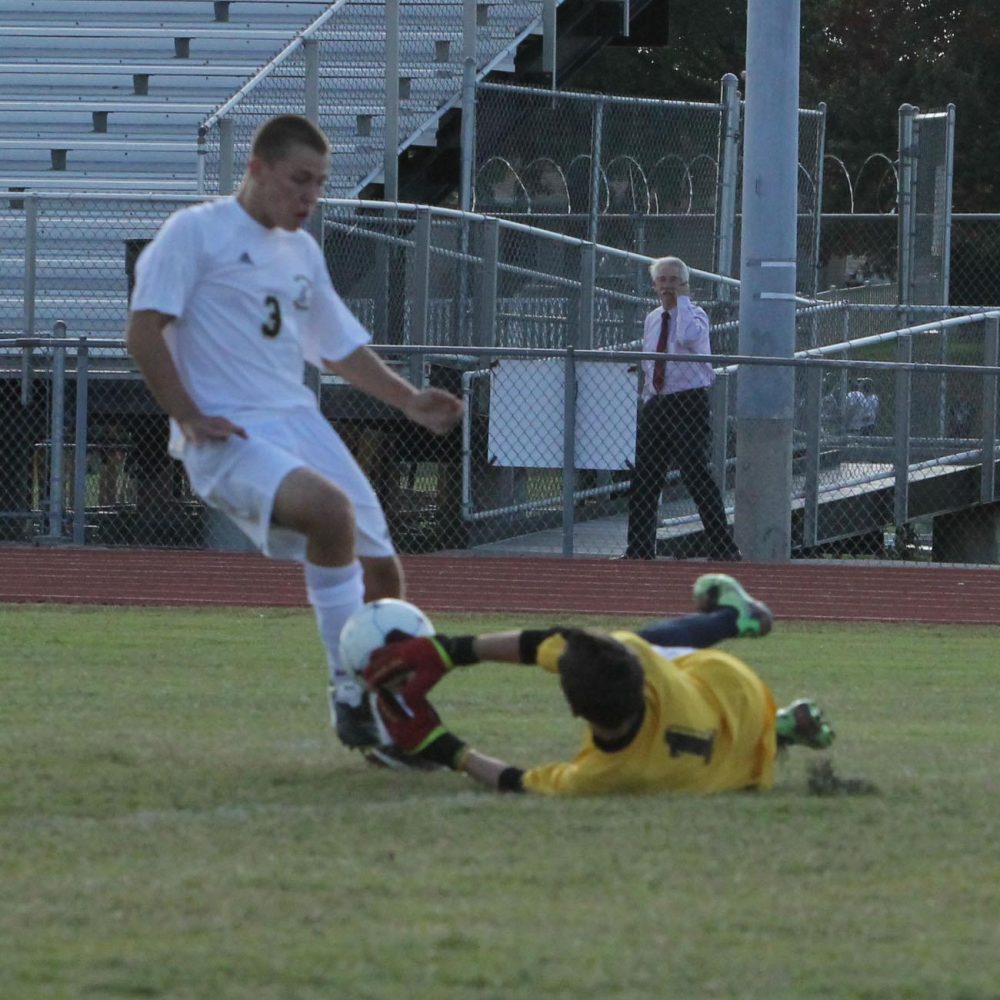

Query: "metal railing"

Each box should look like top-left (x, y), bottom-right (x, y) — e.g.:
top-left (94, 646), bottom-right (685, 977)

top-left (4, 313), bottom-right (998, 562)
top-left (196, 0), bottom-right (558, 200)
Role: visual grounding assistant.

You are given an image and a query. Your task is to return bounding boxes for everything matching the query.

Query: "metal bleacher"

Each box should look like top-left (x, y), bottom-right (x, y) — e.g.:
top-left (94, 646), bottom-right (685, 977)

top-left (1, 0), bottom-right (552, 195)
top-left (1, 2), bottom-right (349, 339)
top-left (0, 0), bottom-right (556, 340)
top-left (0, 1), bottom-right (335, 191)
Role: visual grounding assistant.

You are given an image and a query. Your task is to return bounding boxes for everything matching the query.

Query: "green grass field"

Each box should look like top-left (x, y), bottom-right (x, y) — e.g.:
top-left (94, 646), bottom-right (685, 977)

top-left (2, 605), bottom-right (999, 1000)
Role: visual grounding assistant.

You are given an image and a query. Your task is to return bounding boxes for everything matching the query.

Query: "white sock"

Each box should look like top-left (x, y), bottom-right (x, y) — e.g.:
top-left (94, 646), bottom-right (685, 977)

top-left (305, 560), bottom-right (365, 708)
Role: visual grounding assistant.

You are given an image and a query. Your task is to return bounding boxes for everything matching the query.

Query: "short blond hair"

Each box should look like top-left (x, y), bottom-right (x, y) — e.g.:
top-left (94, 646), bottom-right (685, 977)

top-left (648, 256), bottom-right (690, 282)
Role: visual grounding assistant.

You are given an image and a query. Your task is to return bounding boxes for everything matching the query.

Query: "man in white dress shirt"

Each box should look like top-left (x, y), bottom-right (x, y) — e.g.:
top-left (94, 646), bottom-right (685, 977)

top-left (623, 256), bottom-right (741, 561)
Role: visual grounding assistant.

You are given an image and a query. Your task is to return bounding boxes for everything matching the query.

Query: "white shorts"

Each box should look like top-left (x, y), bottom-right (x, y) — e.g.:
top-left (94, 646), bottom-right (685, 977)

top-left (177, 406), bottom-right (394, 562)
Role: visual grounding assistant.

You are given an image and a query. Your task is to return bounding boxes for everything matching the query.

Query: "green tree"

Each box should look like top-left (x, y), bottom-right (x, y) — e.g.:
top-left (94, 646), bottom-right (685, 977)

top-left (571, 0), bottom-right (1000, 209)
top-left (801, 0), bottom-right (999, 209)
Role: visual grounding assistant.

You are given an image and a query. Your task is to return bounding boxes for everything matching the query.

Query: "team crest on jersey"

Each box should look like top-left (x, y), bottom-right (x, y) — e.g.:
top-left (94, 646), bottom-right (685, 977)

top-left (292, 275), bottom-right (312, 310)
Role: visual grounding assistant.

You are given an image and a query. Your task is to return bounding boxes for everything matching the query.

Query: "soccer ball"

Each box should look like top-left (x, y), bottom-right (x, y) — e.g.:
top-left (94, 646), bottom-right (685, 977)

top-left (338, 599), bottom-right (434, 675)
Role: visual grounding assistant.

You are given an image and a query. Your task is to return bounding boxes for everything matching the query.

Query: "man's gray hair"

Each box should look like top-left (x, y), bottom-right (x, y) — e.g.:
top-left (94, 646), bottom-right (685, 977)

top-left (648, 256), bottom-right (690, 282)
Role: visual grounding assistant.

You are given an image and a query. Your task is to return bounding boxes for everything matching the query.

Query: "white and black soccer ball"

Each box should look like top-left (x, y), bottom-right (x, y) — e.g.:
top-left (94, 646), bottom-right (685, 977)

top-left (338, 599), bottom-right (434, 676)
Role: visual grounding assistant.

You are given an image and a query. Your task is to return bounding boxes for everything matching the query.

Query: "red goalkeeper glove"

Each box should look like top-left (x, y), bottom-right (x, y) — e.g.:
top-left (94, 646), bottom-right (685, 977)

top-left (363, 634), bottom-right (478, 768)
top-left (370, 683), bottom-right (467, 767)
top-left (363, 635), bottom-right (458, 700)
top-left (371, 682), bottom-right (445, 753)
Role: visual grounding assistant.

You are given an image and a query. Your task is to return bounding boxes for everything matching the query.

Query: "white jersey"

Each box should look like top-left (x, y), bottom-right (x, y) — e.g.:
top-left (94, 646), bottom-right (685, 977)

top-left (131, 196), bottom-right (370, 443)
top-left (640, 296), bottom-right (715, 400)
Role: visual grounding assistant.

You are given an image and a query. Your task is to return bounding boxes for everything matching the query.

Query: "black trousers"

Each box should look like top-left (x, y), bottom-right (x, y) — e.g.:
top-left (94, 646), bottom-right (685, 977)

top-left (625, 388), bottom-right (739, 560)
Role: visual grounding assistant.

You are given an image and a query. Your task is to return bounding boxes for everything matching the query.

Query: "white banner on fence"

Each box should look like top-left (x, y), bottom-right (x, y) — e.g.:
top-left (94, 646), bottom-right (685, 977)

top-left (487, 359), bottom-right (638, 469)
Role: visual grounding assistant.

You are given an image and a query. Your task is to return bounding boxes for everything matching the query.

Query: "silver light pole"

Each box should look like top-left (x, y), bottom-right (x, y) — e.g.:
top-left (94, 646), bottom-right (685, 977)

top-left (734, 0), bottom-right (801, 561)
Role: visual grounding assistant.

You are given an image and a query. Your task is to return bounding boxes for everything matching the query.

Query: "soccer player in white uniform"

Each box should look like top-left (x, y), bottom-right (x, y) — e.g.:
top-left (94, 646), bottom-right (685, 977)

top-left (126, 115), bottom-right (463, 767)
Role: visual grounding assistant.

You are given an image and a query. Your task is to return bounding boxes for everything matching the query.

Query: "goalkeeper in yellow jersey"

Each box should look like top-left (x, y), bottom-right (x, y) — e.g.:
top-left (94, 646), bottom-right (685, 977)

top-left (362, 574), bottom-right (834, 795)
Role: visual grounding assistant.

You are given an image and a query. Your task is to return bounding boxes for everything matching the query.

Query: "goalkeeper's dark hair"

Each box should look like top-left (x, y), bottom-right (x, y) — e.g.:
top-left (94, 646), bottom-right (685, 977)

top-left (557, 629), bottom-right (645, 729)
top-left (251, 114), bottom-right (329, 163)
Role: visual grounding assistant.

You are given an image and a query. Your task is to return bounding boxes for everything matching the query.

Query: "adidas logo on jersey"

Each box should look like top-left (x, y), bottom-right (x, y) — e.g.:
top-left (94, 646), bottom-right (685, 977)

top-left (239, 252), bottom-right (253, 264)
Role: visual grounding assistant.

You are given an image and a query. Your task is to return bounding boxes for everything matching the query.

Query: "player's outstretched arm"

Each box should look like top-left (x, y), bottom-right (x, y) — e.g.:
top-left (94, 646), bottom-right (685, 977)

top-left (400, 389), bottom-right (464, 436)
top-left (324, 345), bottom-right (462, 435)
top-left (366, 674), bottom-right (527, 793)
top-left (445, 629), bottom-right (565, 666)
top-left (459, 749), bottom-right (526, 793)
top-left (363, 629), bottom-right (554, 699)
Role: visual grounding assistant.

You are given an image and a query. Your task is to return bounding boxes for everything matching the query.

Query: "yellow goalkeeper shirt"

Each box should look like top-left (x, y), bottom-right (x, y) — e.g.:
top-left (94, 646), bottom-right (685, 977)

top-left (521, 631), bottom-right (777, 796)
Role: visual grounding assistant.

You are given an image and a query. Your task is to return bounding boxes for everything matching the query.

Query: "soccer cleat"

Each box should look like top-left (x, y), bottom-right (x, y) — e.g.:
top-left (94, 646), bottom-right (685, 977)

top-left (776, 699), bottom-right (835, 750)
top-left (692, 573), bottom-right (773, 638)
top-left (333, 692), bottom-right (444, 770)
top-left (332, 697), bottom-right (380, 749)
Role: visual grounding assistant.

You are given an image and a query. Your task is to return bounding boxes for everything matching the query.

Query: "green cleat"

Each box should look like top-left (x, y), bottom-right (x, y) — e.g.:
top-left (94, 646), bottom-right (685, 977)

top-left (692, 573), bottom-right (773, 638)
top-left (776, 699), bottom-right (835, 750)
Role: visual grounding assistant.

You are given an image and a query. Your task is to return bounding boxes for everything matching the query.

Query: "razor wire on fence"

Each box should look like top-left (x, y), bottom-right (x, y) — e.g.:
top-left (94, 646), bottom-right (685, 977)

top-left (825, 106), bottom-right (955, 310)
top-left (470, 80), bottom-right (827, 295)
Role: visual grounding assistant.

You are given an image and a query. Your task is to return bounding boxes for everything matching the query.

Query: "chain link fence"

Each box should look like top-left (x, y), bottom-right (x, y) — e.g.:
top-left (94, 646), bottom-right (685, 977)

top-left (817, 212), bottom-right (1000, 314)
top-left (4, 324), bottom-right (998, 563)
top-left (471, 82), bottom-right (826, 294)
top-left (4, 193), bottom-right (1000, 563)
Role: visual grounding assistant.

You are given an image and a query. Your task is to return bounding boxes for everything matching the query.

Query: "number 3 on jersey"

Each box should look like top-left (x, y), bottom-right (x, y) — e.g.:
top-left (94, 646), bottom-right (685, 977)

top-left (261, 295), bottom-right (282, 338)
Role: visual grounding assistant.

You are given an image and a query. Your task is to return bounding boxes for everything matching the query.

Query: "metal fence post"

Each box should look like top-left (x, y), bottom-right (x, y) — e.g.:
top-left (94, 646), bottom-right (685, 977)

top-left (579, 243), bottom-right (596, 350)
top-left (588, 98), bottom-right (604, 245)
top-left (543, 0), bottom-right (557, 86)
top-left (941, 103), bottom-right (957, 304)
top-left (460, 59), bottom-right (476, 213)
top-left (219, 117), bottom-right (235, 194)
top-left (982, 315), bottom-right (999, 504)
top-left (897, 104), bottom-right (918, 310)
top-left (48, 322), bottom-right (67, 542)
top-left (711, 371), bottom-right (729, 494)
top-left (802, 364), bottom-right (823, 548)
top-left (20, 343), bottom-right (34, 408)
top-left (304, 38), bottom-right (319, 123)
top-left (463, 0), bottom-right (476, 63)
top-left (410, 208), bottom-right (432, 387)
top-left (459, 60), bottom-right (477, 344)
top-left (73, 338), bottom-right (89, 545)
top-left (894, 334), bottom-right (912, 527)
top-left (23, 193), bottom-right (37, 337)
top-left (714, 74), bottom-right (741, 291)
top-left (196, 124), bottom-right (207, 195)
top-left (475, 217), bottom-right (499, 347)
top-left (384, 0), bottom-right (400, 203)
top-left (938, 327), bottom-right (948, 438)
top-left (810, 103), bottom-right (828, 298)
top-left (561, 345), bottom-right (577, 555)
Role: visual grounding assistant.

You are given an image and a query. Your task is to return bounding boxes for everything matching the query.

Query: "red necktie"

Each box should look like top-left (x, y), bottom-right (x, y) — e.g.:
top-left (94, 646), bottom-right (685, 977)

top-left (652, 310), bottom-right (669, 394)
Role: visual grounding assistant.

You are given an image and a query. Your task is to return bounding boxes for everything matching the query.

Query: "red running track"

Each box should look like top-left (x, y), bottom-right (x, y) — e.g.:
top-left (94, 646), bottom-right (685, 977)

top-left (2, 546), bottom-right (999, 625)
